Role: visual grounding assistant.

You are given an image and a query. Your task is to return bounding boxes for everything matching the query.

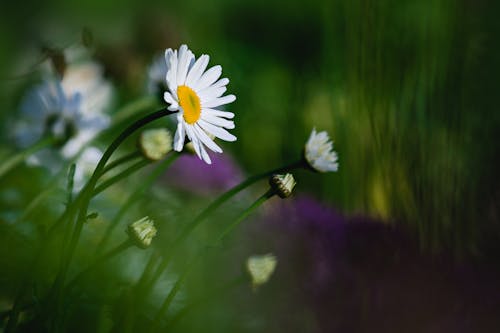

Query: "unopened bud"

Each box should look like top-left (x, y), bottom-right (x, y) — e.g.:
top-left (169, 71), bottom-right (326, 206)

top-left (127, 216), bottom-right (157, 249)
top-left (269, 173), bottom-right (296, 198)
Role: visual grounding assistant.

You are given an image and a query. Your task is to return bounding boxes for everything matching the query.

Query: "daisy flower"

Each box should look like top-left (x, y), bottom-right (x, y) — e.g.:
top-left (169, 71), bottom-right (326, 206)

top-left (304, 128), bottom-right (339, 172)
top-left (14, 62), bottom-right (112, 172)
top-left (163, 44), bottom-right (236, 164)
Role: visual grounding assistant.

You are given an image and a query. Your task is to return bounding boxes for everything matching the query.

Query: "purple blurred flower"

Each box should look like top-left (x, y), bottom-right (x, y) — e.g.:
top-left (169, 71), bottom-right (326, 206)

top-left (163, 153), bottom-right (243, 196)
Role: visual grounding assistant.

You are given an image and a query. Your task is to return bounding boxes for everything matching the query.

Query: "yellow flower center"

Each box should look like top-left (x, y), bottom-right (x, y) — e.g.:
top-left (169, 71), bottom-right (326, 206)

top-left (177, 85), bottom-right (201, 124)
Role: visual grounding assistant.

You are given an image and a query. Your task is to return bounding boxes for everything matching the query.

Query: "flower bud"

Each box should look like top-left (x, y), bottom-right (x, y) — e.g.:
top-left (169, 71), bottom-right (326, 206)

top-left (127, 216), bottom-right (157, 249)
top-left (246, 254), bottom-right (277, 290)
top-left (269, 173), bottom-right (296, 198)
top-left (139, 128), bottom-right (172, 161)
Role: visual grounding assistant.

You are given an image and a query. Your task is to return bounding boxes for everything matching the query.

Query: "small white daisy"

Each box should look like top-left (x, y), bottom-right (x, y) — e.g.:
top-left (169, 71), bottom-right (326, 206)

top-left (163, 44), bottom-right (236, 164)
top-left (15, 61), bottom-right (112, 172)
top-left (304, 128), bottom-right (339, 172)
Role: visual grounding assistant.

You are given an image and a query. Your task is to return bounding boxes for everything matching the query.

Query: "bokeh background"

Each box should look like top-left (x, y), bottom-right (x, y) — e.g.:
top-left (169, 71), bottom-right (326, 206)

top-left (1, 0), bottom-right (499, 332)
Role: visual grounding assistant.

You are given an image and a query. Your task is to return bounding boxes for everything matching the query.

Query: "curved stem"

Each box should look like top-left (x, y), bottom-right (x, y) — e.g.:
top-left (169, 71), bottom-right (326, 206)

top-left (101, 151), bottom-right (143, 176)
top-left (166, 275), bottom-right (246, 330)
top-left (49, 109), bottom-right (174, 328)
top-left (212, 189), bottom-right (274, 245)
top-left (65, 239), bottom-right (133, 292)
top-left (95, 153), bottom-right (179, 256)
top-left (61, 108), bottom-right (173, 276)
top-left (93, 159), bottom-right (150, 196)
top-left (0, 136), bottom-right (56, 179)
top-left (148, 190), bottom-right (275, 332)
top-left (144, 159), bottom-right (303, 293)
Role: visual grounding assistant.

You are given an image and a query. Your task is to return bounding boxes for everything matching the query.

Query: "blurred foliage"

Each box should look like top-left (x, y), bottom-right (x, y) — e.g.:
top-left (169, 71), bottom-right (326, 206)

top-left (1, 0), bottom-right (500, 331)
top-left (1, 0), bottom-right (499, 253)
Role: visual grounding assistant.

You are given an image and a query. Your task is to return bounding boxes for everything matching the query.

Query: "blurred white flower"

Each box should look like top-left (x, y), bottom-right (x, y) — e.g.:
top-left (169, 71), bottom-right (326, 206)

top-left (246, 254), bottom-right (277, 290)
top-left (304, 128), bottom-right (339, 173)
top-left (147, 54), bottom-right (167, 95)
top-left (163, 44), bottom-right (236, 164)
top-left (15, 61), bottom-right (113, 172)
top-left (73, 146), bottom-right (102, 191)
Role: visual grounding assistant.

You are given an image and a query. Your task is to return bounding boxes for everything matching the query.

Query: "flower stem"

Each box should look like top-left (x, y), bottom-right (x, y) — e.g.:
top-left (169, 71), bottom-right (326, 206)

top-left (0, 136), bottom-right (56, 179)
top-left (165, 275), bottom-right (246, 330)
top-left (95, 153), bottom-right (179, 256)
top-left (148, 190), bottom-right (275, 332)
top-left (61, 108), bottom-right (173, 275)
top-left (48, 109), bottom-right (174, 329)
top-left (144, 159), bottom-right (303, 293)
top-left (101, 151), bottom-right (143, 175)
top-left (65, 239), bottom-right (133, 292)
top-left (92, 159), bottom-right (151, 196)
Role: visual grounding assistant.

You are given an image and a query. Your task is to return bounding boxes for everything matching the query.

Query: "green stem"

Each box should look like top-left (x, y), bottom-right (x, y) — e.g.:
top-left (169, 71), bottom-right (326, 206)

top-left (65, 239), bottom-right (133, 292)
top-left (101, 151), bottom-right (143, 175)
top-left (148, 190), bottom-right (275, 332)
top-left (95, 153), bottom-right (179, 256)
top-left (15, 180), bottom-right (62, 224)
top-left (49, 109), bottom-right (174, 329)
top-left (93, 159), bottom-right (150, 196)
top-left (0, 136), bottom-right (56, 179)
top-left (165, 275), bottom-right (246, 330)
top-left (213, 189), bottom-right (274, 245)
top-left (111, 96), bottom-right (158, 126)
top-left (144, 160), bottom-right (302, 293)
top-left (62, 108), bottom-right (173, 274)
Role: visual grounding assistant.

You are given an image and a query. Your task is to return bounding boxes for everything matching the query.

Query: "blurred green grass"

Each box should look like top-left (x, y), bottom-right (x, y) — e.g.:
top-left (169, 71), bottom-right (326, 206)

top-left (1, 0), bottom-right (499, 256)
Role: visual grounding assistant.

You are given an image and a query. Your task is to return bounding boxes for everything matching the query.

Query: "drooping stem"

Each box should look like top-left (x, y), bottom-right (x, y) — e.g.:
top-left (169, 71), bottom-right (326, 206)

top-left (48, 109), bottom-right (175, 327)
top-left (144, 160), bottom-right (303, 293)
top-left (0, 136), bottom-right (56, 179)
top-left (148, 190), bottom-right (275, 332)
top-left (59, 108), bottom-right (174, 279)
top-left (95, 153), bottom-right (179, 255)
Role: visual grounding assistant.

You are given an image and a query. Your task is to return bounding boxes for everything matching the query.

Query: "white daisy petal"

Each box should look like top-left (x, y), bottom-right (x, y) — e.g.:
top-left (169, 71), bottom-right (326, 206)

top-left (185, 54), bottom-right (210, 87)
top-left (184, 125), bottom-right (202, 159)
top-left (198, 119), bottom-right (237, 142)
top-left (201, 112), bottom-right (235, 129)
top-left (165, 49), bottom-right (178, 93)
top-left (202, 94), bottom-right (236, 108)
top-left (192, 65), bottom-right (222, 91)
top-left (203, 108), bottom-right (235, 119)
top-left (164, 91), bottom-right (176, 104)
top-left (173, 121), bottom-right (185, 152)
top-left (193, 124), bottom-right (223, 153)
top-left (199, 141), bottom-right (212, 164)
top-left (176, 45), bottom-right (194, 86)
top-left (198, 86), bottom-right (227, 101)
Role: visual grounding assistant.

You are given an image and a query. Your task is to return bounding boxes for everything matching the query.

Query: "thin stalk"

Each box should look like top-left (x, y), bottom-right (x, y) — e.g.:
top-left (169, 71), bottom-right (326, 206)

top-left (93, 159), bottom-right (150, 196)
top-left (95, 153), bottom-right (179, 255)
top-left (49, 108), bottom-right (174, 329)
top-left (144, 160), bottom-right (302, 293)
top-left (101, 151), bottom-right (143, 175)
top-left (65, 239), bottom-right (133, 291)
top-left (165, 275), bottom-right (246, 330)
top-left (148, 190), bottom-right (275, 332)
top-left (62, 108), bottom-right (173, 275)
top-left (0, 136), bottom-right (56, 178)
